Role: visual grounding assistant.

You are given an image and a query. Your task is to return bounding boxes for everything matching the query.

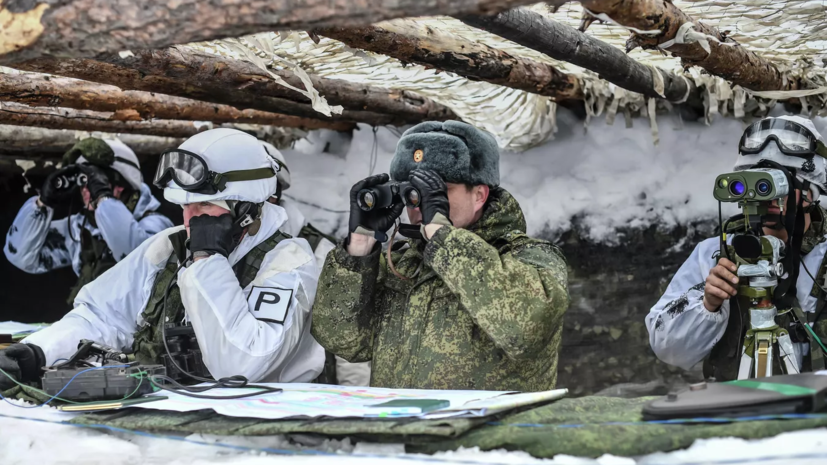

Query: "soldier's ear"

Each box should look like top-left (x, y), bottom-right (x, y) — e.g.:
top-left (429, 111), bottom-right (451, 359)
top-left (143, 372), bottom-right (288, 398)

top-left (474, 185), bottom-right (490, 212)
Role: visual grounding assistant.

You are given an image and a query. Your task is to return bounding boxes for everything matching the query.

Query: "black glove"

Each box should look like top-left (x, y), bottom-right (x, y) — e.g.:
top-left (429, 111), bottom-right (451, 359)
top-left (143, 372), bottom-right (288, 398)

top-left (0, 343), bottom-right (46, 391)
top-left (408, 169), bottom-right (452, 226)
top-left (349, 173), bottom-right (404, 242)
top-left (188, 214), bottom-right (242, 258)
top-left (40, 165), bottom-right (81, 208)
top-left (78, 164), bottom-right (113, 202)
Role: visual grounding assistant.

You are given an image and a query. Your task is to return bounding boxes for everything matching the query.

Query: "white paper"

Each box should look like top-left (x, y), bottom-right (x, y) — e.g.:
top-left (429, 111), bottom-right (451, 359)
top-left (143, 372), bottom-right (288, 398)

top-left (135, 383), bottom-right (566, 420)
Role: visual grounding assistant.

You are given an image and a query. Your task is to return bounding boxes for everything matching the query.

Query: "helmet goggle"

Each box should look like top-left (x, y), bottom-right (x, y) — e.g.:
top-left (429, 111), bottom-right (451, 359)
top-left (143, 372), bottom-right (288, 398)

top-left (739, 118), bottom-right (827, 158)
top-left (154, 149), bottom-right (276, 195)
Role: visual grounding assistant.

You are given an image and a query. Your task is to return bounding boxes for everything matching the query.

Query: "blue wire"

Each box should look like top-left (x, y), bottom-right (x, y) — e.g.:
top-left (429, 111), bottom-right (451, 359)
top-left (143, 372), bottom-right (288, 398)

top-left (0, 365), bottom-right (129, 409)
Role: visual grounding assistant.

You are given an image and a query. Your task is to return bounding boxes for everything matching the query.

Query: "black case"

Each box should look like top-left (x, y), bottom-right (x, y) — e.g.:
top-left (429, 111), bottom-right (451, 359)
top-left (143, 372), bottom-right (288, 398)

top-left (643, 373), bottom-right (827, 420)
top-left (42, 363), bottom-right (166, 401)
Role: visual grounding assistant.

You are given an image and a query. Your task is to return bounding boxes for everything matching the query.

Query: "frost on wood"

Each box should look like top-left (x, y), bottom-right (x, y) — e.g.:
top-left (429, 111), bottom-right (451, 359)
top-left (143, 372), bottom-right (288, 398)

top-left (0, 0), bottom-right (539, 65)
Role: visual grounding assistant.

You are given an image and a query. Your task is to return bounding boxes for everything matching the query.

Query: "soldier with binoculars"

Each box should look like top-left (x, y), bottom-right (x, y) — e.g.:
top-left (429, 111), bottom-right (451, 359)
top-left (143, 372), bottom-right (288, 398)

top-left (311, 121), bottom-right (570, 391)
top-left (4, 138), bottom-right (172, 304)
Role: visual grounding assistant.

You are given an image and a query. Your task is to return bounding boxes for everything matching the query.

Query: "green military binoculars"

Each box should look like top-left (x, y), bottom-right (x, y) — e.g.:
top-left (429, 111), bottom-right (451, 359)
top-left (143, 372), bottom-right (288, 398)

top-left (357, 181), bottom-right (421, 212)
top-left (713, 168), bottom-right (790, 203)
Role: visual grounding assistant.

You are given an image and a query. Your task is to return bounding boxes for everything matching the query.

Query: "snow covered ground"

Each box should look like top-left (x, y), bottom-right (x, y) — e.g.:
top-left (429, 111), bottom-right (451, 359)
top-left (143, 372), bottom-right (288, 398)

top-left (284, 108), bottom-right (827, 244)
top-left (2, 400), bottom-right (827, 465)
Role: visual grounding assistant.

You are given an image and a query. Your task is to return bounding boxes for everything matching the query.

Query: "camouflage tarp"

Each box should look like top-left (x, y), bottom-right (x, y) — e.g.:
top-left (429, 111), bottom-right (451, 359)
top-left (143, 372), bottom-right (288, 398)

top-left (68, 396), bottom-right (827, 458)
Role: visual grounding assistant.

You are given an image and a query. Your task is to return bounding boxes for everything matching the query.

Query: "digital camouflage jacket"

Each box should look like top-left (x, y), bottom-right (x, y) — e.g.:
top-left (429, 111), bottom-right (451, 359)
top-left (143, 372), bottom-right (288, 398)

top-left (311, 187), bottom-right (569, 391)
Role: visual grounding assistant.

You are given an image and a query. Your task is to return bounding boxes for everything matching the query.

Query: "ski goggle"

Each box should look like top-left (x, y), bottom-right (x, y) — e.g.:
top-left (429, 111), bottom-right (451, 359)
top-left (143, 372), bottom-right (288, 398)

top-left (154, 149), bottom-right (276, 195)
top-left (739, 118), bottom-right (827, 158)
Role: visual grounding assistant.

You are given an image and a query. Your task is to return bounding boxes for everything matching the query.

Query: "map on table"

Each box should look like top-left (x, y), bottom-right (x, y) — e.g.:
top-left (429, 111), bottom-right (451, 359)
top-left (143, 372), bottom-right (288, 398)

top-left (135, 383), bottom-right (567, 420)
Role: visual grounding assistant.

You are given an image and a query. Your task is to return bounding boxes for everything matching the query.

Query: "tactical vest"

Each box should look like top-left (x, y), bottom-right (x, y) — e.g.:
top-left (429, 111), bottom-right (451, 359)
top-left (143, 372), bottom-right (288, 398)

top-left (298, 223), bottom-right (336, 252)
top-left (131, 229), bottom-right (290, 365)
top-left (66, 228), bottom-right (117, 305)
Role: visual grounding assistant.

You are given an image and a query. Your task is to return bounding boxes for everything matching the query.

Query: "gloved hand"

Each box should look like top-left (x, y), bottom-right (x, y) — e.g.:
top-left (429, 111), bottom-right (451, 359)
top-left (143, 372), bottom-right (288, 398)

top-left (349, 173), bottom-right (404, 242)
top-left (408, 169), bottom-right (452, 226)
top-left (0, 343), bottom-right (46, 391)
top-left (40, 165), bottom-right (81, 208)
top-left (188, 214), bottom-right (242, 258)
top-left (78, 164), bottom-right (113, 202)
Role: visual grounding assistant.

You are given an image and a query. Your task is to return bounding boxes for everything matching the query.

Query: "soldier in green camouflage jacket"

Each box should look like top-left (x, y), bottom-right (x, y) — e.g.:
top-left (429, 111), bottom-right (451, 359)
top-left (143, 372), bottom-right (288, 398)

top-left (312, 121), bottom-right (569, 391)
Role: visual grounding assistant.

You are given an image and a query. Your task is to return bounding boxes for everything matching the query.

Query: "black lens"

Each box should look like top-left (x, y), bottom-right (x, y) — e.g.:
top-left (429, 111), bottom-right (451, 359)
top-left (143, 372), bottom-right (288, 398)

top-left (358, 191), bottom-right (377, 211)
top-left (756, 180), bottom-right (771, 195)
top-left (730, 181), bottom-right (746, 196)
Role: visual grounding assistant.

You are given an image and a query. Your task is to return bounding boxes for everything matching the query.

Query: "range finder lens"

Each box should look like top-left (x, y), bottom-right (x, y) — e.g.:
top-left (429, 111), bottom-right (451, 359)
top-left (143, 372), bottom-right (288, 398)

top-left (756, 180), bottom-right (771, 195)
top-left (730, 180), bottom-right (746, 196)
top-left (719, 179), bottom-right (729, 188)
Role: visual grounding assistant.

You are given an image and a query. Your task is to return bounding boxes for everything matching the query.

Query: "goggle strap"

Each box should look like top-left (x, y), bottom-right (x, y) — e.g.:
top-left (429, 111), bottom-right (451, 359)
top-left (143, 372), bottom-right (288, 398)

top-left (221, 167), bottom-right (277, 183)
top-left (816, 141), bottom-right (827, 159)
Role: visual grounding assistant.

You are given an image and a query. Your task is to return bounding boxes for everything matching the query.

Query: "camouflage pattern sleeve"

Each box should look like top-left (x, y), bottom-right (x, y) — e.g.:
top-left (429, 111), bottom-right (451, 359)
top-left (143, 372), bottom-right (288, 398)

top-left (311, 241), bottom-right (382, 363)
top-left (424, 226), bottom-right (569, 361)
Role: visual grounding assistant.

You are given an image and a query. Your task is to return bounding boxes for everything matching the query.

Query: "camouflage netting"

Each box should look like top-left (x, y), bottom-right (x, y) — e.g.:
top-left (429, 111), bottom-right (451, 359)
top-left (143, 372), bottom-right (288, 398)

top-left (180, 1), bottom-right (827, 151)
top-left (68, 396), bottom-right (827, 458)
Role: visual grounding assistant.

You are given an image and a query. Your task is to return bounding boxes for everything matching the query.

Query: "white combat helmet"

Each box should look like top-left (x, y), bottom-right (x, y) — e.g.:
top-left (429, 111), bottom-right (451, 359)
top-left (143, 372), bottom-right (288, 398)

top-left (156, 128), bottom-right (279, 206)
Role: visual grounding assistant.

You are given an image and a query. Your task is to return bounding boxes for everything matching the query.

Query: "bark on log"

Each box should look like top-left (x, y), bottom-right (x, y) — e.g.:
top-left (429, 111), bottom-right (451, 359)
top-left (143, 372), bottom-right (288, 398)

top-left (14, 49), bottom-right (457, 126)
top-left (0, 0), bottom-right (539, 65)
top-left (459, 9), bottom-right (696, 102)
top-left (577, 0), bottom-right (792, 91)
top-left (318, 21), bottom-right (583, 101)
top-left (0, 73), bottom-right (355, 131)
top-left (0, 124), bottom-right (183, 158)
top-left (0, 101), bottom-right (216, 138)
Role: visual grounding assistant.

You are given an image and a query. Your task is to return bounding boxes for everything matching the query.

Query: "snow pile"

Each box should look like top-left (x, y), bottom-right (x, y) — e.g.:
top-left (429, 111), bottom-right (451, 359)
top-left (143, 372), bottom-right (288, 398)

top-left (284, 110), bottom-right (827, 244)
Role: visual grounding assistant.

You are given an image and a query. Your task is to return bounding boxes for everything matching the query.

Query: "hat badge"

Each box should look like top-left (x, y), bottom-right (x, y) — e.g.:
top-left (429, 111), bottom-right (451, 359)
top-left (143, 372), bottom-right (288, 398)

top-left (413, 149), bottom-right (424, 163)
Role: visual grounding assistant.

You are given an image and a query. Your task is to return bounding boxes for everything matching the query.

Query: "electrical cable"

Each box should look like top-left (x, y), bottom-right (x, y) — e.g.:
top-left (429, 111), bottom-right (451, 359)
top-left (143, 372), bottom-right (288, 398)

top-left (0, 364), bottom-right (130, 408)
top-left (157, 260), bottom-right (281, 399)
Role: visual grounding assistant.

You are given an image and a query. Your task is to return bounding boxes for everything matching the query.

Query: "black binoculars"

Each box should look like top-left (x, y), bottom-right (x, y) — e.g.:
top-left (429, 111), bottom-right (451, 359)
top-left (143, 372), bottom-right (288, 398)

top-left (52, 173), bottom-right (88, 190)
top-left (357, 181), bottom-right (421, 212)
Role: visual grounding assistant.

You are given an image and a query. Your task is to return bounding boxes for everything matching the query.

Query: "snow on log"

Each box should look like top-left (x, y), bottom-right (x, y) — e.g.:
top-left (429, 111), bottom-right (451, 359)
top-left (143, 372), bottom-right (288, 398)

top-left (459, 9), bottom-right (697, 103)
top-left (0, 73), bottom-right (354, 131)
top-left (14, 49), bottom-right (457, 126)
top-left (0, 0), bottom-right (540, 65)
top-left (577, 0), bottom-right (792, 92)
top-left (318, 20), bottom-right (583, 102)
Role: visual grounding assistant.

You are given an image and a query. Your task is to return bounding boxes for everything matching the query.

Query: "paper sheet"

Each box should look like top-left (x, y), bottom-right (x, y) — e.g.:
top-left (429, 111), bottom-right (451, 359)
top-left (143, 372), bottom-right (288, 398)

top-left (135, 383), bottom-right (567, 420)
top-left (0, 321), bottom-right (48, 338)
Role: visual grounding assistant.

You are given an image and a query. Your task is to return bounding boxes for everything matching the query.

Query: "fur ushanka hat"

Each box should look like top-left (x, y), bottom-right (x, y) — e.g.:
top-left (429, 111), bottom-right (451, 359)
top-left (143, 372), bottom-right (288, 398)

top-left (390, 121), bottom-right (500, 187)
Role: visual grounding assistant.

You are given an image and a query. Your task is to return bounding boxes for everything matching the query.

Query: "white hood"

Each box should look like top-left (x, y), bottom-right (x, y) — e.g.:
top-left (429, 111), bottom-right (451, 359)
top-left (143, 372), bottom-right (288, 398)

top-left (164, 128), bottom-right (279, 205)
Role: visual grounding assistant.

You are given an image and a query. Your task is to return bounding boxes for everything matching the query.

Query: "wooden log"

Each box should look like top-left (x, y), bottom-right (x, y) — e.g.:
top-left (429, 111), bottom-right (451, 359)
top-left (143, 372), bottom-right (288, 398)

top-left (459, 9), bottom-right (697, 103)
top-left (0, 0), bottom-right (539, 65)
top-left (14, 49), bottom-right (457, 126)
top-left (0, 101), bottom-right (219, 138)
top-left (576, 0), bottom-right (792, 91)
top-left (0, 124), bottom-right (183, 158)
top-left (0, 73), bottom-right (355, 131)
top-left (317, 21), bottom-right (583, 101)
